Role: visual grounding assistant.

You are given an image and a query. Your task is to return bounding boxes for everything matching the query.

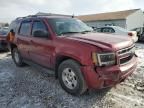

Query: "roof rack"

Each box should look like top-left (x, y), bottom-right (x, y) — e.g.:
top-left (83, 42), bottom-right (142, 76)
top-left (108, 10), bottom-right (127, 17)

top-left (35, 13), bottom-right (73, 17)
top-left (16, 13), bottom-right (74, 20)
top-left (16, 16), bottom-right (32, 20)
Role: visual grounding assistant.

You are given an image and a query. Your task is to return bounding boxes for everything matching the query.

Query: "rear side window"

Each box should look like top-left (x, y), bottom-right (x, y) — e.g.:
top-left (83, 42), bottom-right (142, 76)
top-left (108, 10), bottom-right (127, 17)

top-left (9, 20), bottom-right (20, 34)
top-left (19, 21), bottom-right (31, 36)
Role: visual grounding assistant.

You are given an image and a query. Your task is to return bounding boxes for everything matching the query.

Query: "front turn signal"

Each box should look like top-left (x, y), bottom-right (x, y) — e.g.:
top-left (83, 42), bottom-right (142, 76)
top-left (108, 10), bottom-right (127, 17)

top-left (92, 52), bottom-right (97, 65)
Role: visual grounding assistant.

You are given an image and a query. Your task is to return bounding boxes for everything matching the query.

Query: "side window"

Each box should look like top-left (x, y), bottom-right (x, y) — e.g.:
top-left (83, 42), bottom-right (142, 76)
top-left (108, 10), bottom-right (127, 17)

top-left (109, 28), bottom-right (115, 33)
top-left (96, 28), bottom-right (101, 32)
top-left (19, 21), bottom-right (31, 36)
top-left (9, 21), bottom-right (20, 34)
top-left (32, 21), bottom-right (49, 38)
top-left (106, 28), bottom-right (111, 33)
top-left (102, 28), bottom-right (108, 32)
top-left (100, 28), bottom-right (103, 32)
top-left (102, 28), bottom-right (115, 33)
top-left (9, 21), bottom-right (16, 33)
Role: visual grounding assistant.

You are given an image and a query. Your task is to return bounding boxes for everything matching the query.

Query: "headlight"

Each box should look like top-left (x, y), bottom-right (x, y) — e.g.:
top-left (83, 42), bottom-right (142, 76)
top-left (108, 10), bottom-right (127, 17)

top-left (92, 52), bottom-right (116, 66)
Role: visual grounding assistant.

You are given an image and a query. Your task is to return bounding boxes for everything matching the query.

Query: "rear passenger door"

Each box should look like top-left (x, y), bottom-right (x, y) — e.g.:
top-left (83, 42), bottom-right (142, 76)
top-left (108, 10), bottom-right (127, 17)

top-left (29, 20), bottom-right (54, 68)
top-left (17, 20), bottom-right (32, 60)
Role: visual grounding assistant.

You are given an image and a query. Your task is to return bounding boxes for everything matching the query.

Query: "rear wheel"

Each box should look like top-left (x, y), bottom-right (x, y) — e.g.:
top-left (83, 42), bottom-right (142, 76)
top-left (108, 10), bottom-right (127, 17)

top-left (12, 48), bottom-right (24, 67)
top-left (58, 59), bottom-right (87, 95)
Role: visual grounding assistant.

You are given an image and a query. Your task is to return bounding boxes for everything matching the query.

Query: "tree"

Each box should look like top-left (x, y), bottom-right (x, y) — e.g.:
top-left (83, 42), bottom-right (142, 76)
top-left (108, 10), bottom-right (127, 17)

top-left (4, 23), bottom-right (9, 27)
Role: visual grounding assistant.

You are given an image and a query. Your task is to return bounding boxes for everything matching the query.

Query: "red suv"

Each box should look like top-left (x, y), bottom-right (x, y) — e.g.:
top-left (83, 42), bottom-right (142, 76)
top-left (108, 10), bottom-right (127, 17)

top-left (7, 15), bottom-right (137, 95)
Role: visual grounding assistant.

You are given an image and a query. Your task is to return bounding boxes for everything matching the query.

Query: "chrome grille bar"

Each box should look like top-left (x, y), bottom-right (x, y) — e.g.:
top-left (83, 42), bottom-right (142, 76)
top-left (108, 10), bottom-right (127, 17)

top-left (118, 44), bottom-right (135, 56)
top-left (118, 44), bottom-right (135, 65)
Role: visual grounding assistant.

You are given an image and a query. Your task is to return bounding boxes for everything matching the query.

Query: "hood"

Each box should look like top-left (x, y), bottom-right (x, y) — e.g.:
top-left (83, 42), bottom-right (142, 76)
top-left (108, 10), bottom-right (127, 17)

top-left (64, 33), bottom-right (134, 51)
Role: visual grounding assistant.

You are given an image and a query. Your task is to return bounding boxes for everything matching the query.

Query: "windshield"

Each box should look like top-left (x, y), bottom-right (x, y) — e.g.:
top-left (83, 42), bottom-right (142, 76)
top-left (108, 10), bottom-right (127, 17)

top-left (48, 18), bottom-right (93, 36)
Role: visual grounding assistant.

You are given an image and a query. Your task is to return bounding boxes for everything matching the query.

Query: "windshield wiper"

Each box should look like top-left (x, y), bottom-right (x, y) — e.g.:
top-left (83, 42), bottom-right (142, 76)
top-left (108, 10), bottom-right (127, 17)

top-left (59, 31), bottom-right (81, 35)
top-left (59, 31), bottom-right (92, 36)
top-left (81, 30), bottom-right (92, 34)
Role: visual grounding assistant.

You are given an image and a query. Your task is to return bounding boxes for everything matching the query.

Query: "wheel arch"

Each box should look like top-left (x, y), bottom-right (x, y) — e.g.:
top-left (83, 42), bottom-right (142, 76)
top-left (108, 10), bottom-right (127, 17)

top-left (55, 55), bottom-right (83, 78)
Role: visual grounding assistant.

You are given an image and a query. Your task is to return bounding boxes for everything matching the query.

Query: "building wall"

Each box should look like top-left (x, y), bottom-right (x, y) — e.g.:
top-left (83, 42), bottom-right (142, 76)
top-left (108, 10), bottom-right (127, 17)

top-left (126, 10), bottom-right (144, 30)
top-left (85, 19), bottom-right (126, 28)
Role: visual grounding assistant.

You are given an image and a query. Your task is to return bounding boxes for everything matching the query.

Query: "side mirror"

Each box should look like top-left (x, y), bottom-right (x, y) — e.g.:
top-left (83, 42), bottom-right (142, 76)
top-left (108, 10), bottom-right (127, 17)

top-left (33, 30), bottom-right (49, 38)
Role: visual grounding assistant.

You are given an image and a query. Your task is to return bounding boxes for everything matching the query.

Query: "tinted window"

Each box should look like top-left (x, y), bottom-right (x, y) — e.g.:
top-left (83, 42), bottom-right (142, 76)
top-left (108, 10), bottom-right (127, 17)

top-left (9, 21), bottom-right (20, 33)
top-left (102, 27), bottom-right (115, 33)
top-left (101, 28), bottom-right (108, 32)
top-left (102, 28), bottom-right (108, 32)
top-left (95, 28), bottom-right (101, 32)
top-left (32, 21), bottom-right (48, 36)
top-left (108, 28), bottom-right (115, 33)
top-left (19, 21), bottom-right (31, 36)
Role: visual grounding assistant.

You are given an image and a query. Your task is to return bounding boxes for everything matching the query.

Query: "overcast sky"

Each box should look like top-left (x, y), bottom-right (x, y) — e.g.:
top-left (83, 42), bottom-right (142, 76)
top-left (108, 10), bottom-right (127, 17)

top-left (0, 0), bottom-right (144, 23)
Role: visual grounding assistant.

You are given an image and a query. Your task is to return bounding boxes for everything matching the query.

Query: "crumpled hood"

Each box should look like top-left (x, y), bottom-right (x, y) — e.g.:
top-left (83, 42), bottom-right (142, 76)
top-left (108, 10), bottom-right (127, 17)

top-left (64, 33), bottom-right (134, 51)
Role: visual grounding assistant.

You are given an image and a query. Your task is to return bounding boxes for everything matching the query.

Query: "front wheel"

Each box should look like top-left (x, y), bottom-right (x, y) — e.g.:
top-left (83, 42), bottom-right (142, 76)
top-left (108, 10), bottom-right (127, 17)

top-left (12, 48), bottom-right (24, 67)
top-left (58, 59), bottom-right (87, 95)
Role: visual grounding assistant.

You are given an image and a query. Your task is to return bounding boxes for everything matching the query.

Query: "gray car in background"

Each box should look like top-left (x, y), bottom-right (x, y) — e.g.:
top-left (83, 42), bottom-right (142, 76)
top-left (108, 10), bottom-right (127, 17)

top-left (95, 26), bottom-right (138, 42)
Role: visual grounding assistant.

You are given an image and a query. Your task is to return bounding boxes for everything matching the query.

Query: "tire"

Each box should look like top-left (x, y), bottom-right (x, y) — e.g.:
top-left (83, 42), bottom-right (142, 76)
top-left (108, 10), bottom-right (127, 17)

top-left (12, 48), bottom-right (24, 67)
top-left (58, 59), bottom-right (87, 95)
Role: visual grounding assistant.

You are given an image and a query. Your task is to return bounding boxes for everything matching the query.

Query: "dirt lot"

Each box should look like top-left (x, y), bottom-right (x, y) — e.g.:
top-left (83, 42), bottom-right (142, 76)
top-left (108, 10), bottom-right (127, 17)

top-left (0, 43), bottom-right (144, 108)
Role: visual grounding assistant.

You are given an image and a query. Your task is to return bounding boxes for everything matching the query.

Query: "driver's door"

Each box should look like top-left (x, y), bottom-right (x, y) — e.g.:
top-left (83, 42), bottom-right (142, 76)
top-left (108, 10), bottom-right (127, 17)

top-left (29, 20), bottom-right (54, 68)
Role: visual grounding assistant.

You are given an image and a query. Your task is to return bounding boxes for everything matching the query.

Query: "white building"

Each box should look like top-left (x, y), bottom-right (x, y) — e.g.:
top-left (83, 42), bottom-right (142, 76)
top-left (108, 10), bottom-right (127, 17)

top-left (77, 9), bottom-right (144, 30)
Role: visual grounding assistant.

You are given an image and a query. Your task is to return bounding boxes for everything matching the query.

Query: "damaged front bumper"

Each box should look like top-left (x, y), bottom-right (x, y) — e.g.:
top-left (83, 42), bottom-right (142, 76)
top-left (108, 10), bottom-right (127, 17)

top-left (81, 55), bottom-right (137, 89)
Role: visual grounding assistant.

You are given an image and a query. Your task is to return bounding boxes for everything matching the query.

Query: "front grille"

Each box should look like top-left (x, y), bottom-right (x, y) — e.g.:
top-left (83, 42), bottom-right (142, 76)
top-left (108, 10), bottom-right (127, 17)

top-left (118, 45), bottom-right (135, 56)
top-left (118, 45), bottom-right (135, 65)
top-left (120, 55), bottom-right (133, 64)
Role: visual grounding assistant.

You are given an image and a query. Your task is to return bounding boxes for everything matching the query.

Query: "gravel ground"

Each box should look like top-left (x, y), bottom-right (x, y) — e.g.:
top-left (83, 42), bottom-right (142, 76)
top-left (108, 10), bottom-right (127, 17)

top-left (0, 43), bottom-right (144, 108)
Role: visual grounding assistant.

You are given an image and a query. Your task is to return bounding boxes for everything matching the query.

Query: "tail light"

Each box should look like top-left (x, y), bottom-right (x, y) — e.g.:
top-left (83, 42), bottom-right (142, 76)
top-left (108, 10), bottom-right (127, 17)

top-left (128, 32), bottom-right (133, 36)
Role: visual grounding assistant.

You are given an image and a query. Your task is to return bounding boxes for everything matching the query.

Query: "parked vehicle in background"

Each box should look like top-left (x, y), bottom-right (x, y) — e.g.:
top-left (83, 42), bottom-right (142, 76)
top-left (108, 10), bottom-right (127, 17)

top-left (2, 27), bottom-right (9, 31)
top-left (95, 26), bottom-right (138, 42)
top-left (131, 27), bottom-right (144, 41)
top-left (91, 26), bottom-right (97, 31)
top-left (0, 27), bottom-right (9, 51)
top-left (7, 15), bottom-right (137, 95)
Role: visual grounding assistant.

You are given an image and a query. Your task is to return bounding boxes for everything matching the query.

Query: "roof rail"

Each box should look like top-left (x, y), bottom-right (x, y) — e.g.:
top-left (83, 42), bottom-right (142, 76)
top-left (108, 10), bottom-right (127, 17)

top-left (16, 17), bottom-right (26, 20)
top-left (32, 14), bottom-right (73, 18)
top-left (15, 14), bottom-right (74, 20)
top-left (36, 13), bottom-right (73, 17)
top-left (16, 16), bottom-right (32, 20)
